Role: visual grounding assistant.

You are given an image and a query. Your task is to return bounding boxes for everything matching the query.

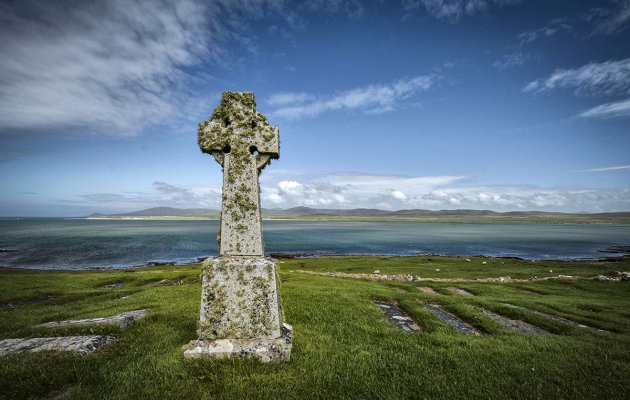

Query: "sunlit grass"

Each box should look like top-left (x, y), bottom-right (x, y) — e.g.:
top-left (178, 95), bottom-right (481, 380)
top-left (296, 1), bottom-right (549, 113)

top-left (1, 256), bottom-right (629, 399)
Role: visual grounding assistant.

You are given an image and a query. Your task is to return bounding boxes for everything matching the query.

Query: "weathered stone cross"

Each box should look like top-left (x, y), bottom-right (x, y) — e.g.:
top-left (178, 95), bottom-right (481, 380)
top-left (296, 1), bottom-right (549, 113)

top-left (184, 91), bottom-right (291, 363)
top-left (198, 92), bottom-right (279, 256)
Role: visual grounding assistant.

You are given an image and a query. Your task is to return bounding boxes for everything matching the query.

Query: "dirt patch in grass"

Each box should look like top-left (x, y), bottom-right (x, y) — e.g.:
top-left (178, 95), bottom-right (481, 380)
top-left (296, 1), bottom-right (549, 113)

top-left (447, 288), bottom-right (475, 296)
top-left (417, 286), bottom-right (440, 295)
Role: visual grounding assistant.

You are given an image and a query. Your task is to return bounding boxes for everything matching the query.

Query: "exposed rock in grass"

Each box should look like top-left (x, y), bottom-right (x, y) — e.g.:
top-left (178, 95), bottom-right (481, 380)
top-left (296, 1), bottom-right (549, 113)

top-left (0, 295), bottom-right (54, 309)
top-left (101, 282), bottom-right (125, 289)
top-left (447, 287), bottom-right (474, 296)
top-left (423, 304), bottom-right (481, 336)
top-left (36, 309), bottom-right (148, 330)
top-left (0, 336), bottom-right (115, 356)
top-left (502, 304), bottom-right (609, 333)
top-left (618, 271), bottom-right (630, 281)
top-left (295, 270), bottom-right (621, 283)
top-left (374, 302), bottom-right (421, 332)
top-left (417, 286), bottom-right (440, 294)
top-left (478, 308), bottom-right (546, 334)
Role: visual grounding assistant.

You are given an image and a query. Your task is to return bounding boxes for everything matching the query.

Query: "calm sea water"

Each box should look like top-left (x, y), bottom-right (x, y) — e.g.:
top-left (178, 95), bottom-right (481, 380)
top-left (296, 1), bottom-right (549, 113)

top-left (0, 218), bottom-right (629, 270)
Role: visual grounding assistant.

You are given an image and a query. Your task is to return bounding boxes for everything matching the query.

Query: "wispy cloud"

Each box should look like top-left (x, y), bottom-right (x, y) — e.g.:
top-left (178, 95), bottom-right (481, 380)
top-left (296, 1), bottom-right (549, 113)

top-left (74, 181), bottom-right (221, 210)
top-left (518, 18), bottom-right (572, 45)
top-left (524, 58), bottom-right (630, 96)
top-left (579, 164), bottom-right (630, 172)
top-left (403, 0), bottom-right (521, 22)
top-left (580, 98), bottom-right (630, 118)
top-left (493, 51), bottom-right (529, 69)
top-left (586, 0), bottom-right (630, 36)
top-left (0, 0), bottom-right (218, 135)
top-left (268, 75), bottom-right (437, 119)
top-left (266, 92), bottom-right (314, 107)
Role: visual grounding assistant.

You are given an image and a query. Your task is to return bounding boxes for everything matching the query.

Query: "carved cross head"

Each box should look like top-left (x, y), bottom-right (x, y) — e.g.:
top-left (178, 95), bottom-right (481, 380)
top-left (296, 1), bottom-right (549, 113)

top-left (198, 92), bottom-right (279, 170)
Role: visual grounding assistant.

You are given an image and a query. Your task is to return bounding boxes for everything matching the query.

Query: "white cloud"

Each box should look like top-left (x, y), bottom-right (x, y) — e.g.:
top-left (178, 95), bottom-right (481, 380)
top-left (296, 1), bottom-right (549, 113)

top-left (0, 0), bottom-right (219, 135)
top-left (1, 0), bottom-right (365, 136)
top-left (518, 18), bottom-right (572, 45)
top-left (579, 164), bottom-right (630, 172)
top-left (69, 172), bottom-right (630, 213)
top-left (269, 75), bottom-right (437, 119)
top-left (580, 98), bottom-right (630, 118)
top-left (524, 58), bottom-right (630, 96)
top-left (403, 0), bottom-right (521, 22)
top-left (258, 173), bottom-right (630, 212)
top-left (391, 190), bottom-right (408, 200)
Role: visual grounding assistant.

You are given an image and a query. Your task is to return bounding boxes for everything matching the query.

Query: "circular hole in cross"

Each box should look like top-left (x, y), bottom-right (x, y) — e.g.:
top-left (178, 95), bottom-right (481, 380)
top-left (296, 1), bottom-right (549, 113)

top-left (223, 117), bottom-right (231, 127)
top-left (249, 146), bottom-right (259, 156)
top-left (223, 144), bottom-right (231, 154)
top-left (251, 120), bottom-right (257, 128)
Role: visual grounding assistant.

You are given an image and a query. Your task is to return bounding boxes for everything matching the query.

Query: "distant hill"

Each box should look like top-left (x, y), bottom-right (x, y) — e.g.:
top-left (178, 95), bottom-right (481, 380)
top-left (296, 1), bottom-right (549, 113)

top-left (88, 207), bottom-right (219, 218)
top-left (87, 206), bottom-right (630, 223)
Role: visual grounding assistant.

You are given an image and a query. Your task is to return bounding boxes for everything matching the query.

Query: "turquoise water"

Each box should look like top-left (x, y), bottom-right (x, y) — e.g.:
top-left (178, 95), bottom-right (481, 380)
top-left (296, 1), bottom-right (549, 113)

top-left (0, 218), bottom-right (629, 269)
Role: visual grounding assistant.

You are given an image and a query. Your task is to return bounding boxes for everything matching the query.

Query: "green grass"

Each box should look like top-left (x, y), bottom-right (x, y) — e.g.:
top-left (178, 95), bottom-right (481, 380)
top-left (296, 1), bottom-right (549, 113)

top-left (1, 256), bottom-right (629, 399)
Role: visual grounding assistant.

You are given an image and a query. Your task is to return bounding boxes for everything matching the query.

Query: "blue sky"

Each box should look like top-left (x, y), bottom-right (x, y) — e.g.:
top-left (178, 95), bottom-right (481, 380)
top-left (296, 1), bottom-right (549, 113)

top-left (1, 0), bottom-right (629, 216)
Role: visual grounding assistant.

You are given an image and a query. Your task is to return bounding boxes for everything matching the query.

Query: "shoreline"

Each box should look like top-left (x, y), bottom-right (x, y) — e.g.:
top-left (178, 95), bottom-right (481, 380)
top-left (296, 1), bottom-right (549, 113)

top-left (83, 216), bottom-right (630, 224)
top-left (1, 251), bottom-right (628, 271)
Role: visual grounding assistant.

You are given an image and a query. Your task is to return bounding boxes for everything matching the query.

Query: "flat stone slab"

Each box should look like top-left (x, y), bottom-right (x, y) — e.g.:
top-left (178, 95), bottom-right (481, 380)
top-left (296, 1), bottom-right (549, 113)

top-left (374, 302), bottom-right (421, 332)
top-left (447, 287), bottom-right (475, 296)
top-left (479, 308), bottom-right (546, 334)
top-left (417, 286), bottom-right (440, 295)
top-left (423, 304), bottom-right (481, 336)
top-left (183, 323), bottom-right (292, 363)
top-left (0, 336), bottom-right (116, 356)
top-left (36, 310), bottom-right (148, 330)
top-left (503, 304), bottom-right (608, 333)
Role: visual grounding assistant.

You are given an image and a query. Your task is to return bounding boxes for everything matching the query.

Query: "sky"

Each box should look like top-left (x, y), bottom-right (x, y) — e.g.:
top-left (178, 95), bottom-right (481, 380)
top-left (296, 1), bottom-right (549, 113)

top-left (0, 0), bottom-right (629, 216)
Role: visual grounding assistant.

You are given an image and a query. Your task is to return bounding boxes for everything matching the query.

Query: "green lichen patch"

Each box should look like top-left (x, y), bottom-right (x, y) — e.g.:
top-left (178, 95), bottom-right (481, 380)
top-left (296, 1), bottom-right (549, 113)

top-left (198, 91), bottom-right (280, 256)
top-left (197, 258), bottom-right (283, 340)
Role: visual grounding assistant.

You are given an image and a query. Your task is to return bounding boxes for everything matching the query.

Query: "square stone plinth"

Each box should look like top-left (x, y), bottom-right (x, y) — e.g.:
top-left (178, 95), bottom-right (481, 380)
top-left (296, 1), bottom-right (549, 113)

top-left (196, 257), bottom-right (283, 340)
top-left (183, 322), bottom-right (292, 363)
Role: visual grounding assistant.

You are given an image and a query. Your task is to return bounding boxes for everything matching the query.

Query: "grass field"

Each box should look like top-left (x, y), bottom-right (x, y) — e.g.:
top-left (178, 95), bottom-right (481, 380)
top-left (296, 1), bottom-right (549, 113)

top-left (1, 256), bottom-right (629, 399)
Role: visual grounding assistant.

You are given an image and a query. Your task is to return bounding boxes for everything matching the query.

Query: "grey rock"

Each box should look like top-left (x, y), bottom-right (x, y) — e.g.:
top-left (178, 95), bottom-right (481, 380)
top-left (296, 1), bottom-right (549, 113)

top-left (478, 308), bottom-right (546, 334)
top-left (0, 336), bottom-right (115, 356)
top-left (424, 304), bottom-right (481, 336)
top-left (503, 303), bottom-right (608, 333)
top-left (183, 323), bottom-right (292, 363)
top-left (36, 309), bottom-right (147, 330)
top-left (374, 301), bottom-right (422, 332)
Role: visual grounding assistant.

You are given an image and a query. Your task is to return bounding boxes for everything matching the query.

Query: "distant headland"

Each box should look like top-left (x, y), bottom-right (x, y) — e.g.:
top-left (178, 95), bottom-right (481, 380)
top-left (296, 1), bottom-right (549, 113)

top-left (87, 206), bottom-right (630, 224)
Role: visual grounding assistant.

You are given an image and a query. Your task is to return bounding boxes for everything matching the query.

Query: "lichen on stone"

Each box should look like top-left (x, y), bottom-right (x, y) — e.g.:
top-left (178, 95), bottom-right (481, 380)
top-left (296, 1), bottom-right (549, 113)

top-left (197, 91), bottom-right (279, 256)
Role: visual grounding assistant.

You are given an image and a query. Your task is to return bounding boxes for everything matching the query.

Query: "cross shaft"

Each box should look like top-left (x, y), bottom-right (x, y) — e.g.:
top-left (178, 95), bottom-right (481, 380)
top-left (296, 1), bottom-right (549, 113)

top-left (198, 92), bottom-right (279, 256)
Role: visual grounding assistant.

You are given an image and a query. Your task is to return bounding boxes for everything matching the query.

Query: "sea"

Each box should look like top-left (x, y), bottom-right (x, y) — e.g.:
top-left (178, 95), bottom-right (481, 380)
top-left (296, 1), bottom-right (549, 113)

top-left (0, 218), bottom-right (629, 270)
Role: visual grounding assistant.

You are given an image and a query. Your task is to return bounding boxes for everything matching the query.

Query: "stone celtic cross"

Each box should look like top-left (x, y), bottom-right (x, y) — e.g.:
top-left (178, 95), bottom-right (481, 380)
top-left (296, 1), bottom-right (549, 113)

top-left (185, 91), bottom-right (291, 363)
top-left (198, 92), bottom-right (279, 256)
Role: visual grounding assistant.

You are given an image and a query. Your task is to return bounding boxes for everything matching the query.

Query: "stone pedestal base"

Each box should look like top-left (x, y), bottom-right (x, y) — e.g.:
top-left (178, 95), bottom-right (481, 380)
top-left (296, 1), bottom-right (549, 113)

top-left (184, 256), bottom-right (292, 363)
top-left (183, 322), bottom-right (292, 363)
